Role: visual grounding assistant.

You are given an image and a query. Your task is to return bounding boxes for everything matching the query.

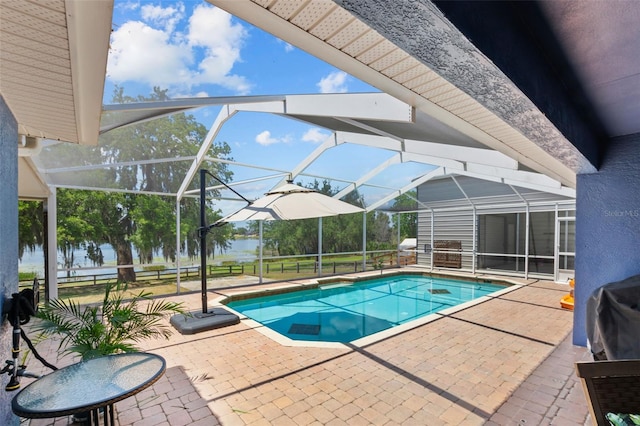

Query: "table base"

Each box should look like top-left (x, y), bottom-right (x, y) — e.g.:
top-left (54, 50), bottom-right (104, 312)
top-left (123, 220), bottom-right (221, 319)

top-left (72, 404), bottom-right (116, 426)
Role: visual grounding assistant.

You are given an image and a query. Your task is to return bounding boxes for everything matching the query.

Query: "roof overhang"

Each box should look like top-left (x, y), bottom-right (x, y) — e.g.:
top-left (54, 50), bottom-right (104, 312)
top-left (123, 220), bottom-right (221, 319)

top-left (0, 0), bottom-right (112, 145)
top-left (2, 0), bottom-right (113, 199)
top-left (207, 0), bottom-right (596, 188)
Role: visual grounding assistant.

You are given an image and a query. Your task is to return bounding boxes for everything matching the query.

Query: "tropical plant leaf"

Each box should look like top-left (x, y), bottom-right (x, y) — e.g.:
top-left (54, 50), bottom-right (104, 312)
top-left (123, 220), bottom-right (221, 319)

top-left (35, 281), bottom-right (185, 360)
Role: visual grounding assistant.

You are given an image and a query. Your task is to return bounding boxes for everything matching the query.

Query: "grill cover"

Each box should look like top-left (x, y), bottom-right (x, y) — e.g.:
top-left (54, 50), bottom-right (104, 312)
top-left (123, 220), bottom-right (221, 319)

top-left (586, 274), bottom-right (640, 360)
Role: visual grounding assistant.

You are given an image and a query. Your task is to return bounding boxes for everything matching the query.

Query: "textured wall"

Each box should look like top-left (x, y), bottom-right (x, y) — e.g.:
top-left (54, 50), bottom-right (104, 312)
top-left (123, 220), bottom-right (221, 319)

top-left (334, 0), bottom-right (595, 175)
top-left (432, 0), bottom-right (607, 167)
top-left (575, 133), bottom-right (640, 346)
top-left (0, 96), bottom-right (19, 424)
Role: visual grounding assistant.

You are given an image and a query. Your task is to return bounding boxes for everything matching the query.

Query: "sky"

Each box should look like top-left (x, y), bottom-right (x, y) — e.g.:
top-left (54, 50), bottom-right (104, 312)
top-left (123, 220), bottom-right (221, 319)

top-left (106, 1), bottom-right (378, 99)
top-left (104, 0), bottom-right (433, 214)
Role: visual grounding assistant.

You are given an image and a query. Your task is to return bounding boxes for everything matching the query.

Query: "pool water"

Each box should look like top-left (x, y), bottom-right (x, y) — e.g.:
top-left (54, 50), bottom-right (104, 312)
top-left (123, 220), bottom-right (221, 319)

top-left (226, 275), bottom-right (505, 343)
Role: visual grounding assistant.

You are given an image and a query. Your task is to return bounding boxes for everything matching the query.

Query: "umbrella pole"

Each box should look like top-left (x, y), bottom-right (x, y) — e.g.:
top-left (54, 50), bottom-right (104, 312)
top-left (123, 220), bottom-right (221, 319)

top-left (197, 168), bottom-right (251, 314)
top-left (200, 169), bottom-right (208, 314)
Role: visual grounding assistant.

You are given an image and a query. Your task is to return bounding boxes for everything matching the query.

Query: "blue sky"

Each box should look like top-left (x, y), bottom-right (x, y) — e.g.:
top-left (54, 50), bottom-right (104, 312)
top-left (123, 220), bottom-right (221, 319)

top-left (106, 1), bottom-right (379, 99)
top-left (104, 1), bottom-right (432, 213)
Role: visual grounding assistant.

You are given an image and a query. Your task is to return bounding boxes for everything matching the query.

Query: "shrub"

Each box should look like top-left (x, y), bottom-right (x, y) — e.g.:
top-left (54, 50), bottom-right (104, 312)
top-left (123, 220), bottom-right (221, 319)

top-left (35, 281), bottom-right (186, 360)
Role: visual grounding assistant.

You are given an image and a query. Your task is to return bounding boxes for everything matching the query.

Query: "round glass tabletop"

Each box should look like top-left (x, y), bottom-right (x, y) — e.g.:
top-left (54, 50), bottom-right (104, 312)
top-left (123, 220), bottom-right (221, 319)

top-left (12, 352), bottom-right (165, 418)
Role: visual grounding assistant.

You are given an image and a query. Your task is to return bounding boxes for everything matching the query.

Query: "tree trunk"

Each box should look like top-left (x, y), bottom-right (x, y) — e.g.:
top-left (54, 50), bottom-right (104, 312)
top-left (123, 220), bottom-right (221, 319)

top-left (139, 248), bottom-right (153, 264)
top-left (115, 241), bottom-right (136, 282)
top-left (61, 246), bottom-right (74, 278)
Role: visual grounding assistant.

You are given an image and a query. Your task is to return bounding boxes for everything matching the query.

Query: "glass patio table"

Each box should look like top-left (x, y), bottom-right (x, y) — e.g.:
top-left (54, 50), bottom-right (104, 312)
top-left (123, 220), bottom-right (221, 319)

top-left (12, 352), bottom-right (165, 425)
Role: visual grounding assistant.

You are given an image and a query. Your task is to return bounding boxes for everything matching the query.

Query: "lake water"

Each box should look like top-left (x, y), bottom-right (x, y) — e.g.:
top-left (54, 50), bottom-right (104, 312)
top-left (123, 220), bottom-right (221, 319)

top-left (19, 238), bottom-right (260, 278)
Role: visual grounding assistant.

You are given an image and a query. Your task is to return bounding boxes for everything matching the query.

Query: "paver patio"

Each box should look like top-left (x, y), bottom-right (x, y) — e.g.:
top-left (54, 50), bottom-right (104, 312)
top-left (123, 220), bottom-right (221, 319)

top-left (20, 270), bottom-right (592, 425)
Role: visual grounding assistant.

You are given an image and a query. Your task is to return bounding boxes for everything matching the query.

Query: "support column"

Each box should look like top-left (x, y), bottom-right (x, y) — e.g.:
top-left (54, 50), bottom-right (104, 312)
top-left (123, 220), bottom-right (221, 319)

top-left (524, 205), bottom-right (530, 279)
top-left (259, 221), bottom-right (263, 284)
top-left (318, 217), bottom-right (323, 276)
top-left (175, 198), bottom-right (181, 294)
top-left (362, 212), bottom-right (367, 271)
top-left (46, 189), bottom-right (58, 300)
top-left (472, 207), bottom-right (477, 274)
top-left (397, 213), bottom-right (401, 267)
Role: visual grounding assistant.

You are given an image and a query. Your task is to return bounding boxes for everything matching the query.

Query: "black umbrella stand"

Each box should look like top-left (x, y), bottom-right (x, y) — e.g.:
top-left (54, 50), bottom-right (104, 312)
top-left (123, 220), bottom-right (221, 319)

top-left (170, 169), bottom-right (249, 335)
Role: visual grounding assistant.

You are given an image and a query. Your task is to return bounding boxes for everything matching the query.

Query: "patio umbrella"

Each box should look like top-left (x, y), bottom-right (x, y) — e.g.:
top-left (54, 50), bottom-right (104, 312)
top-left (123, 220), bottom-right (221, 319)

top-left (216, 183), bottom-right (364, 223)
top-left (216, 182), bottom-right (365, 283)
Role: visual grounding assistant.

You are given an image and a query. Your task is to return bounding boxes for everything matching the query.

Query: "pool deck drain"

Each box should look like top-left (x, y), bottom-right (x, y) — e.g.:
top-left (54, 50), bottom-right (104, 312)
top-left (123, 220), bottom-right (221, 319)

top-left (288, 323), bottom-right (321, 335)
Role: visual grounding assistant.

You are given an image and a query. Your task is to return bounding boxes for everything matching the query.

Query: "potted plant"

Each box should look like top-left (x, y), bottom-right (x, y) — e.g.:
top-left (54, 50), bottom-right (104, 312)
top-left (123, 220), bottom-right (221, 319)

top-left (35, 281), bottom-right (186, 360)
top-left (33, 281), bottom-right (186, 423)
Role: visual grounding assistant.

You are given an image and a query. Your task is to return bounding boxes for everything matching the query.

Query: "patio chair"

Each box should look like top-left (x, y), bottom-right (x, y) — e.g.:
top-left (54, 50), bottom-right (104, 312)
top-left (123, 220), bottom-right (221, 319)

top-left (575, 359), bottom-right (640, 425)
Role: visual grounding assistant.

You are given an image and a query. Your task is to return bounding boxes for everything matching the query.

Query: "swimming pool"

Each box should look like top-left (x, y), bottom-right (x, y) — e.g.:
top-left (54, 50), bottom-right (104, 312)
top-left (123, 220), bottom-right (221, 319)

top-left (226, 274), bottom-right (506, 343)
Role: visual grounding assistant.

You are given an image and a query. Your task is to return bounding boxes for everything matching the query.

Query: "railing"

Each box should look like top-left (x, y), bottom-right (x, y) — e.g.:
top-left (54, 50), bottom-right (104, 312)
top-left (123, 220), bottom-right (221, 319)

top-left (371, 251), bottom-right (417, 267)
top-left (19, 250), bottom-right (417, 301)
top-left (22, 266), bottom-right (201, 288)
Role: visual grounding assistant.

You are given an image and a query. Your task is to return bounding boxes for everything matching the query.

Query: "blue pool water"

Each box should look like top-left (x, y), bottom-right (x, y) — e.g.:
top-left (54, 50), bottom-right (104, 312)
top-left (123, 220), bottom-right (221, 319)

top-left (226, 275), bottom-right (505, 343)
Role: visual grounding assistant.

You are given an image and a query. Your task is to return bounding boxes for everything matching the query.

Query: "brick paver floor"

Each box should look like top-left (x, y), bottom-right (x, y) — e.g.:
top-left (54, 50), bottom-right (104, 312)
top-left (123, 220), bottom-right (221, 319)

top-left (19, 271), bottom-right (591, 425)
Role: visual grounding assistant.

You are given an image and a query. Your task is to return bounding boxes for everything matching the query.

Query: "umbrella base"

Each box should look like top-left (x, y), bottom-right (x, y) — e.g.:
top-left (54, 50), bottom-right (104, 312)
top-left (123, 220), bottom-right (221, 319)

top-left (170, 308), bottom-right (240, 335)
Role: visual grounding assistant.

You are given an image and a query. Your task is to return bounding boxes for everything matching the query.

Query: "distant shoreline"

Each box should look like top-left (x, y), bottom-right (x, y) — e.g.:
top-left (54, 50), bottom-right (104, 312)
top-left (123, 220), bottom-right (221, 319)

top-left (20, 238), bottom-right (260, 278)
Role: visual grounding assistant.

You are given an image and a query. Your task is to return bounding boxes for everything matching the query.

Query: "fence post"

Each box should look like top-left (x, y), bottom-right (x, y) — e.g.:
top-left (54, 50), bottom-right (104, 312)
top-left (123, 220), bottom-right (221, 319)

top-left (281, 263), bottom-right (284, 273)
top-left (297, 262), bottom-right (300, 273)
top-left (333, 262), bottom-right (336, 273)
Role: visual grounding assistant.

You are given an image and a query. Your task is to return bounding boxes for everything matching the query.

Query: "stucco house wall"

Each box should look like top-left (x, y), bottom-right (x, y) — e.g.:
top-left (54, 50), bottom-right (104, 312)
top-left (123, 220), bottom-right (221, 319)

top-left (575, 132), bottom-right (640, 346)
top-left (0, 95), bottom-right (19, 425)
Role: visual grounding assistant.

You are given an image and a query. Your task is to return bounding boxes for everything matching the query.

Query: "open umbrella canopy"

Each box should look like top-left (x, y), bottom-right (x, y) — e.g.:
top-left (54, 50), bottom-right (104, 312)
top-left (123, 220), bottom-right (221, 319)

top-left (217, 183), bottom-right (364, 223)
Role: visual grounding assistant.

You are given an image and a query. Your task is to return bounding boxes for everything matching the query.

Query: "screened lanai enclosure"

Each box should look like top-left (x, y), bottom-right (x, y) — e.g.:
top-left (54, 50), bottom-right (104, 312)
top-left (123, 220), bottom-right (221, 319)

top-left (413, 175), bottom-right (575, 282)
top-left (19, 93), bottom-right (576, 300)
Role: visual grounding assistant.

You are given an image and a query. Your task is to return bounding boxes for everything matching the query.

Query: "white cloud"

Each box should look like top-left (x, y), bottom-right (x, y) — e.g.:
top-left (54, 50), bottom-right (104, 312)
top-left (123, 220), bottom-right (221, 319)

top-left (317, 71), bottom-right (349, 93)
top-left (255, 130), bottom-right (278, 146)
top-left (277, 39), bottom-right (294, 52)
top-left (107, 4), bottom-right (252, 95)
top-left (187, 5), bottom-right (252, 94)
top-left (302, 128), bottom-right (328, 143)
top-left (141, 2), bottom-right (185, 33)
top-left (107, 20), bottom-right (192, 87)
top-left (116, 1), bottom-right (139, 13)
top-left (255, 130), bottom-right (292, 146)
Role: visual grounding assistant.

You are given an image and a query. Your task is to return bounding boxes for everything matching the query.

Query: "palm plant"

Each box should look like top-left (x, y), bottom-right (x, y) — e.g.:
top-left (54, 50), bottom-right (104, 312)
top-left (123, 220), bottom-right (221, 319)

top-left (35, 282), bottom-right (186, 360)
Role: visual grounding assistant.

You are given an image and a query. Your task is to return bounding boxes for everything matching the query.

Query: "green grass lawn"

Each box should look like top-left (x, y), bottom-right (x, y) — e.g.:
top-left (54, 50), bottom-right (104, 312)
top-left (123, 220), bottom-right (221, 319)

top-left (27, 252), bottom-right (403, 305)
